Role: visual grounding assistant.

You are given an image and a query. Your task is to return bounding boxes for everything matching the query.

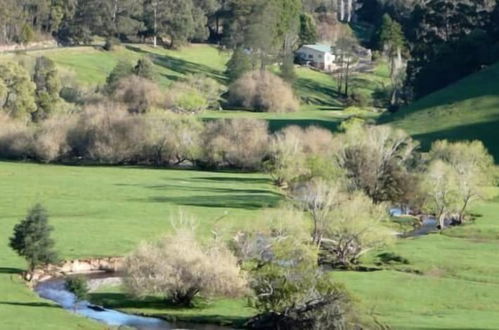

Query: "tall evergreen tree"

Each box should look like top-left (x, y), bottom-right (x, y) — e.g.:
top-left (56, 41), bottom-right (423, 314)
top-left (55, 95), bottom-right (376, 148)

top-left (9, 204), bottom-right (58, 280)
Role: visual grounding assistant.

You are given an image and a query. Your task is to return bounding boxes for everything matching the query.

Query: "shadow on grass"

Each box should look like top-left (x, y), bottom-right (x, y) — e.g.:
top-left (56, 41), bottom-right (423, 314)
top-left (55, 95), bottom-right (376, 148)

top-left (411, 117), bottom-right (499, 163)
top-left (295, 77), bottom-right (341, 107)
top-left (89, 293), bottom-right (250, 326)
top-left (125, 45), bottom-right (227, 84)
top-left (0, 301), bottom-right (58, 308)
top-left (267, 118), bottom-right (341, 132)
top-left (136, 193), bottom-right (280, 210)
top-left (0, 267), bottom-right (23, 274)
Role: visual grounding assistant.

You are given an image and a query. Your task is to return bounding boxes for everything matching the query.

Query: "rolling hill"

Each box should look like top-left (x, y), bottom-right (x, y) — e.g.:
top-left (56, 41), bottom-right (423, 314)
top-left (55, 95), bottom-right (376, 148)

top-left (383, 62), bottom-right (499, 161)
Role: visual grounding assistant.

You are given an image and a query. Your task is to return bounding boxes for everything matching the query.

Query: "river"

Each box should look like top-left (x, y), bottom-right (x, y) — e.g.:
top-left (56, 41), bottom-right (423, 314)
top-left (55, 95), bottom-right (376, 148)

top-left (35, 273), bottom-right (233, 330)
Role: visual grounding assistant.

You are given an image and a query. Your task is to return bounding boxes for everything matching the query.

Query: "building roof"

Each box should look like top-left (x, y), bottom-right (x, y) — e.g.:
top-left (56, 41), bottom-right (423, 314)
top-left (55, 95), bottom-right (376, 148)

top-left (300, 44), bottom-right (332, 53)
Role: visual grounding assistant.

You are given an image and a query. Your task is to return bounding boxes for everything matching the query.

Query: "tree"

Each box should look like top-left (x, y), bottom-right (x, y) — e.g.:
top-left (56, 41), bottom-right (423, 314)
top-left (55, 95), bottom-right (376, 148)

top-left (145, 0), bottom-right (208, 48)
top-left (33, 56), bottom-right (63, 121)
top-left (429, 140), bottom-right (495, 224)
top-left (223, 0), bottom-right (301, 68)
top-left (320, 192), bottom-right (393, 268)
top-left (124, 227), bottom-right (247, 306)
top-left (378, 14), bottom-right (406, 105)
top-left (423, 160), bottom-right (460, 230)
top-left (105, 60), bottom-right (134, 93)
top-left (9, 204), bottom-right (58, 280)
top-left (337, 124), bottom-right (418, 204)
top-left (234, 207), bottom-right (354, 329)
top-left (299, 13), bottom-right (318, 44)
top-left (335, 32), bottom-right (358, 97)
top-left (292, 179), bottom-right (345, 247)
top-left (226, 48), bottom-right (253, 82)
top-left (0, 62), bottom-right (37, 122)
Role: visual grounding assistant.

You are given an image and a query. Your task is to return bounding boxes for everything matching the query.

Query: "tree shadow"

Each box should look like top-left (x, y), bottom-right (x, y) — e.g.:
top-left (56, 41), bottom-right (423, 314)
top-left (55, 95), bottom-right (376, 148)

top-left (0, 301), bottom-right (58, 308)
top-left (89, 292), bottom-right (250, 326)
top-left (411, 117), bottom-right (499, 163)
top-left (135, 193), bottom-right (280, 210)
top-left (0, 267), bottom-right (23, 274)
top-left (125, 45), bottom-right (227, 84)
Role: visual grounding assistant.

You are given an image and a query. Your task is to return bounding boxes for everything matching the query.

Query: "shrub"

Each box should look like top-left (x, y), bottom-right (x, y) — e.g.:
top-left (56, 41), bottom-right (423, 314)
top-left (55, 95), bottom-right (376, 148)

top-left (113, 76), bottom-right (164, 113)
top-left (65, 276), bottom-right (89, 301)
top-left (133, 57), bottom-right (156, 80)
top-left (103, 37), bottom-right (120, 51)
top-left (0, 114), bottom-right (33, 159)
top-left (105, 60), bottom-right (133, 93)
top-left (228, 70), bottom-right (299, 113)
top-left (124, 228), bottom-right (247, 306)
top-left (201, 119), bottom-right (270, 169)
top-left (32, 115), bottom-right (73, 162)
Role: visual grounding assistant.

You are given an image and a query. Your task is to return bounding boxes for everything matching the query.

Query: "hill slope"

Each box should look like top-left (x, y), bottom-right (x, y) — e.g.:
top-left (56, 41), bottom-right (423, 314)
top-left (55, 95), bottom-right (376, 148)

top-left (383, 62), bottom-right (499, 160)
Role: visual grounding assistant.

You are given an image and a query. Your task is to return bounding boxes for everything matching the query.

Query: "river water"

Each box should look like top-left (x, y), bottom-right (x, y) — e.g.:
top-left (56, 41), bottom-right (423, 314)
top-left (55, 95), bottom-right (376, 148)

top-left (35, 274), bottom-right (233, 330)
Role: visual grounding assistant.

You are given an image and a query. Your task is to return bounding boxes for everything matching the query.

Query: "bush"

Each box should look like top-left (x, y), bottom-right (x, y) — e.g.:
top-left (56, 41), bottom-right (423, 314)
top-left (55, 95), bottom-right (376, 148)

top-left (65, 276), bottom-right (89, 301)
top-left (103, 37), bottom-right (120, 51)
top-left (0, 114), bottom-right (33, 159)
top-left (124, 228), bottom-right (247, 306)
top-left (228, 70), bottom-right (299, 113)
top-left (113, 76), bottom-right (164, 113)
top-left (346, 91), bottom-right (371, 108)
top-left (201, 119), bottom-right (270, 169)
top-left (32, 115), bottom-right (73, 162)
top-left (133, 57), bottom-right (156, 80)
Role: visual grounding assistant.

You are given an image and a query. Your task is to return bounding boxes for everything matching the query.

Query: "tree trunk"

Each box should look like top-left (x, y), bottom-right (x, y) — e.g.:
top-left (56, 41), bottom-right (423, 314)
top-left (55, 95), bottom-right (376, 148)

top-left (438, 212), bottom-right (446, 231)
top-left (153, 4), bottom-right (157, 48)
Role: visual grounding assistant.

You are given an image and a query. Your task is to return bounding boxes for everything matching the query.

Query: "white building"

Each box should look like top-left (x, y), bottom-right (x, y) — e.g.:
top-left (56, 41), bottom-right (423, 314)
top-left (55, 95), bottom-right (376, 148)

top-left (295, 44), bottom-right (336, 72)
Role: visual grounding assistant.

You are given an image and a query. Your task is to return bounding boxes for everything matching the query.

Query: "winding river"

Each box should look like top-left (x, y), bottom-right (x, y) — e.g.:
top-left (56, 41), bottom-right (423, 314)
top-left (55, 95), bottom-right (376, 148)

top-left (35, 273), bottom-right (233, 330)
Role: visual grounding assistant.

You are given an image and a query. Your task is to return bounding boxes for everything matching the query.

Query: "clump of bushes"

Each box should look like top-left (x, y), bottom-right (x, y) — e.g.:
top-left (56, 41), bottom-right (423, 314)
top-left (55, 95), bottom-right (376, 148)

top-left (228, 70), bottom-right (299, 113)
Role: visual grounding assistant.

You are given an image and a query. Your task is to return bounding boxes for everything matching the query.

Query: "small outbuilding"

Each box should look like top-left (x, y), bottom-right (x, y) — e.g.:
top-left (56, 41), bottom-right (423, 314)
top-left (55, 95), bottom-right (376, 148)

top-left (295, 44), bottom-right (336, 72)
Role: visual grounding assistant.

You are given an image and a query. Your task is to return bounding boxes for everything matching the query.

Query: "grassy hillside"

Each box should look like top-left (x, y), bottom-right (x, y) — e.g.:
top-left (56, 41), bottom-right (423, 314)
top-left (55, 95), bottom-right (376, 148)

top-left (2, 44), bottom-right (389, 130)
top-left (383, 62), bottom-right (499, 161)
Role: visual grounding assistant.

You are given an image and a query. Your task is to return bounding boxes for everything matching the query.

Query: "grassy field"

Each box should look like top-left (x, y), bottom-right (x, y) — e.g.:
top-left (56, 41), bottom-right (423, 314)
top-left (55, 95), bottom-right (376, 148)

top-left (382, 62), bottom-right (499, 161)
top-left (335, 189), bottom-right (499, 329)
top-left (1, 161), bottom-right (499, 329)
top-left (0, 161), bottom-right (278, 329)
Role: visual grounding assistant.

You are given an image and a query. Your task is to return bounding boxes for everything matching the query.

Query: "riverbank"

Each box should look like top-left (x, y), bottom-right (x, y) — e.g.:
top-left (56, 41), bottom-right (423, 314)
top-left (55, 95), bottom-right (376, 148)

top-left (36, 273), bottom-right (237, 330)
